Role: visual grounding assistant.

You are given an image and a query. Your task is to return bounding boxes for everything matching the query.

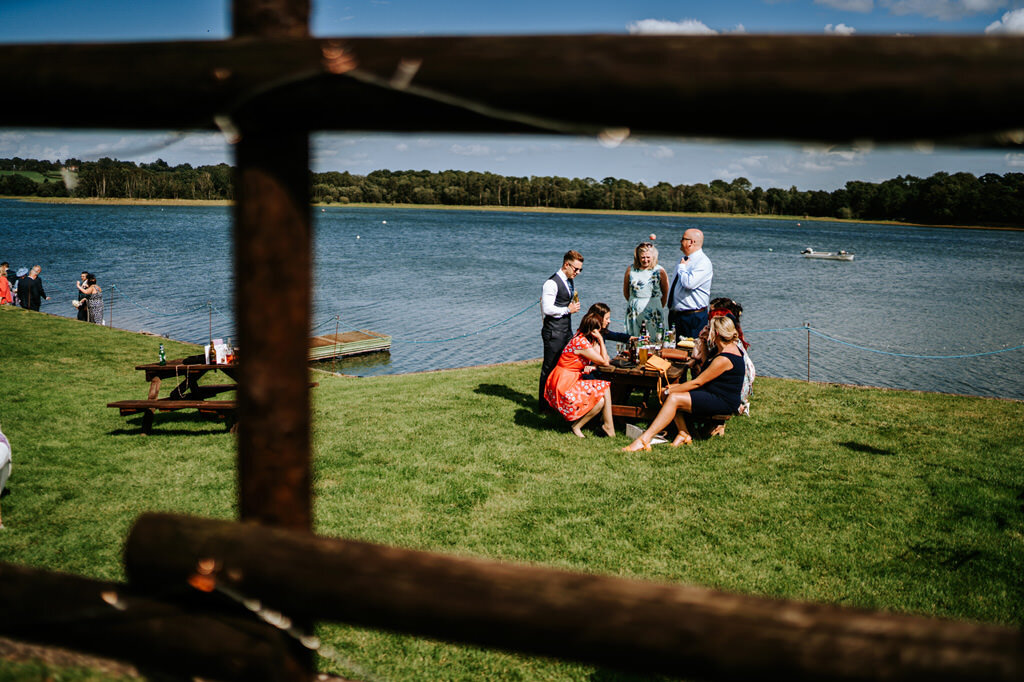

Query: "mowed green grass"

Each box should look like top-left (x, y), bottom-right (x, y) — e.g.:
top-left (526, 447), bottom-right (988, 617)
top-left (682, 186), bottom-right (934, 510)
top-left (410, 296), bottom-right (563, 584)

top-left (1, 305), bottom-right (1022, 681)
top-left (0, 170), bottom-right (63, 184)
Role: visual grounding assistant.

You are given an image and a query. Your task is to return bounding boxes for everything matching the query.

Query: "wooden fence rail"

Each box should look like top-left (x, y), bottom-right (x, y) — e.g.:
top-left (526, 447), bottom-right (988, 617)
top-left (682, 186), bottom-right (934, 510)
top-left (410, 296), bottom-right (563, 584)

top-left (1, 36), bottom-right (1024, 143)
top-left (122, 513), bottom-right (1024, 682)
top-left (0, 561), bottom-right (306, 682)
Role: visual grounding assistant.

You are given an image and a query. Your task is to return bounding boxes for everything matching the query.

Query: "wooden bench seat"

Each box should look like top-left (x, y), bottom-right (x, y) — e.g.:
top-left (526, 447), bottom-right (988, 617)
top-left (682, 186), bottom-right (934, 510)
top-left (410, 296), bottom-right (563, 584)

top-left (107, 400), bottom-right (237, 434)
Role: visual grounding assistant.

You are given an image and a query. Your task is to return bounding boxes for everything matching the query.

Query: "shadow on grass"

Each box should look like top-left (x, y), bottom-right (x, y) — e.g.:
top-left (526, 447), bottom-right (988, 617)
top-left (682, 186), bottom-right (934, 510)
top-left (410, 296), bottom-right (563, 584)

top-left (590, 669), bottom-right (667, 682)
top-left (474, 383), bottom-right (569, 433)
top-left (475, 383), bottom-right (534, 408)
top-left (109, 412), bottom-right (233, 437)
top-left (838, 441), bottom-right (894, 455)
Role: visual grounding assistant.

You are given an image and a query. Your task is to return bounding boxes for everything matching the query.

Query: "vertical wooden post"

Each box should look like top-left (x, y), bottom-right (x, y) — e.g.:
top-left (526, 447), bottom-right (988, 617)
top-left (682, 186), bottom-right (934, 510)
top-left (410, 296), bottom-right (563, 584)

top-left (805, 322), bottom-right (811, 383)
top-left (233, 0), bottom-right (313, 532)
top-left (232, 2), bottom-right (314, 677)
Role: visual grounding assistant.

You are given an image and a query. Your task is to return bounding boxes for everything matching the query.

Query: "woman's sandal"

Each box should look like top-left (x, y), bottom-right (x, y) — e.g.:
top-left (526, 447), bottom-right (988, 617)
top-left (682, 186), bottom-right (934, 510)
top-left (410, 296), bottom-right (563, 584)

top-left (671, 433), bottom-right (693, 447)
top-left (622, 439), bottom-right (651, 452)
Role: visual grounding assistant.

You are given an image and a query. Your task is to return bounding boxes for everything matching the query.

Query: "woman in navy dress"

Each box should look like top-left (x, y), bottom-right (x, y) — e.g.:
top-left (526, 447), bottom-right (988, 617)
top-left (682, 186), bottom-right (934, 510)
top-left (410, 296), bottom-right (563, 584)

top-left (623, 315), bottom-right (744, 451)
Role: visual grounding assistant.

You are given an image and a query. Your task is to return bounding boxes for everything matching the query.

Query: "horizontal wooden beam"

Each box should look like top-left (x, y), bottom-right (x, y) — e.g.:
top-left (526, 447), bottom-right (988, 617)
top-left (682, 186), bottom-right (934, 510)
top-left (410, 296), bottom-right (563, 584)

top-left (1, 35), bottom-right (1023, 144)
top-left (0, 561), bottom-right (309, 682)
top-left (124, 513), bottom-right (1024, 681)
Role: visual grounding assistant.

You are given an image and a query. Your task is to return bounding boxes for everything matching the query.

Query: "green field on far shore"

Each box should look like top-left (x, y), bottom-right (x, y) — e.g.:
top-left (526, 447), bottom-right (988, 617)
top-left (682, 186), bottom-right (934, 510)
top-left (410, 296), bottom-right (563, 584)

top-left (7, 195), bottom-right (1022, 231)
top-left (1, 305), bottom-right (1022, 680)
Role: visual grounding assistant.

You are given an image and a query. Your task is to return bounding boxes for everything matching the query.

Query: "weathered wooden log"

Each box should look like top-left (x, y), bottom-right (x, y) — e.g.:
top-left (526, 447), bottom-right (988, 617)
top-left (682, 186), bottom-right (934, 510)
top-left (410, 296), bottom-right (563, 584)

top-left (125, 513), bottom-right (1024, 681)
top-left (0, 560), bottom-right (308, 682)
top-left (0, 36), bottom-right (1023, 143)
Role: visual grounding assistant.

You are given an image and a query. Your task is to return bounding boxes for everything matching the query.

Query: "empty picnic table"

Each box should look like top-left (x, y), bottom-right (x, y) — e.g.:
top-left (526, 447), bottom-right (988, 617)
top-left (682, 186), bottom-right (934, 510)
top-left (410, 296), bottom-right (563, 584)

top-left (108, 354), bottom-right (239, 434)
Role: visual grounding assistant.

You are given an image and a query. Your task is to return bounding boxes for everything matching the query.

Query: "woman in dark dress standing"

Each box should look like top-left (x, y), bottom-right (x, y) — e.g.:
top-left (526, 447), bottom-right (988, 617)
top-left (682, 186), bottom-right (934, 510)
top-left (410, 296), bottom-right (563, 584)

top-left (623, 315), bottom-right (744, 451)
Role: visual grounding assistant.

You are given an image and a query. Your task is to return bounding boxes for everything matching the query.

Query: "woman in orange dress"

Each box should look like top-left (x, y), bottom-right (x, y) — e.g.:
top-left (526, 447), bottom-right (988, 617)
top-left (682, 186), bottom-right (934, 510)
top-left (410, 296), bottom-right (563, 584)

top-left (544, 307), bottom-right (615, 438)
top-left (0, 263), bottom-right (11, 305)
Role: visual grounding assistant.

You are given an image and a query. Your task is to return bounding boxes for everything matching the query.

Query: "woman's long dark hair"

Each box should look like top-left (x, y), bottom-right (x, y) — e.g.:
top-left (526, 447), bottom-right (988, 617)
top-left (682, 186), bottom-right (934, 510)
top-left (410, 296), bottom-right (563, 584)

top-left (577, 309), bottom-right (605, 336)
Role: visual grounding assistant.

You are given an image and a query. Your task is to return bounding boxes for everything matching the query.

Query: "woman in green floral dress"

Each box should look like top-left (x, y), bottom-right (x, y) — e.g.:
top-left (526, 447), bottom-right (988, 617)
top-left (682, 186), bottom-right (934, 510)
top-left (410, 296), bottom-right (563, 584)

top-left (623, 241), bottom-right (669, 337)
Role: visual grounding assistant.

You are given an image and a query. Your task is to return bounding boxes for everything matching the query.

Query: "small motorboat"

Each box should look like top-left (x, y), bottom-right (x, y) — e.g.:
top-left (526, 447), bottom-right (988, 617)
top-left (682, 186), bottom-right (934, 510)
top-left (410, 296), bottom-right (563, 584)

top-left (801, 248), bottom-right (855, 261)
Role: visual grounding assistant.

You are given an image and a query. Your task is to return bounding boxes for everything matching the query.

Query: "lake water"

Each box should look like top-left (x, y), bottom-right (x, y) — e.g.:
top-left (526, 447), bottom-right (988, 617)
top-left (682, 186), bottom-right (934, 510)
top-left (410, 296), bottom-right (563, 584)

top-left (3, 200), bottom-right (1023, 400)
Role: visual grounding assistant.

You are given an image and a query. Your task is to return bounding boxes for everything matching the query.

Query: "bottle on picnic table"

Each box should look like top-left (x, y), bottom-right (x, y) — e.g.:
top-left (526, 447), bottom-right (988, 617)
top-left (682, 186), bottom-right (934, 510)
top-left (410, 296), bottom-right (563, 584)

top-left (158, 343), bottom-right (166, 366)
top-left (639, 320), bottom-right (648, 346)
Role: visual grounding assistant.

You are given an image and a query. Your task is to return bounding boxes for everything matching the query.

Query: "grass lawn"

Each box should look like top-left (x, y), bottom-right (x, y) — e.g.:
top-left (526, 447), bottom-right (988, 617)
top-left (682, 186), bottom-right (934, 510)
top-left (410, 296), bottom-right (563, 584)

top-left (0, 170), bottom-right (63, 184)
top-left (1, 305), bottom-right (1022, 680)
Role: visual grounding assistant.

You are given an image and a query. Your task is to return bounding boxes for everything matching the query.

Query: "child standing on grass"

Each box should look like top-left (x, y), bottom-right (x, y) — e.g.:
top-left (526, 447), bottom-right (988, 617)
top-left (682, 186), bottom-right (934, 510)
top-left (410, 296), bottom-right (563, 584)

top-left (0, 425), bottom-right (10, 529)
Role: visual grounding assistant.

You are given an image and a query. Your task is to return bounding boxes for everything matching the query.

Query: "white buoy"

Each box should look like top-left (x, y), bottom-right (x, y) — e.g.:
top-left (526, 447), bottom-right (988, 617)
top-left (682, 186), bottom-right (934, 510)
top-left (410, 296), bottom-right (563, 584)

top-left (382, 220), bottom-right (387, 224)
top-left (768, 248), bottom-right (773, 252)
top-left (649, 233), bottom-right (656, 241)
top-left (356, 235), bottom-right (360, 239)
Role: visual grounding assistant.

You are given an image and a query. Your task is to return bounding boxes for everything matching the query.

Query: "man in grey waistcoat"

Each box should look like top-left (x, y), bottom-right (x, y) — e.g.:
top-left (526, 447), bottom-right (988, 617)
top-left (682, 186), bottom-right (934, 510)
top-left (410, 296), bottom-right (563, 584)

top-left (539, 250), bottom-right (583, 411)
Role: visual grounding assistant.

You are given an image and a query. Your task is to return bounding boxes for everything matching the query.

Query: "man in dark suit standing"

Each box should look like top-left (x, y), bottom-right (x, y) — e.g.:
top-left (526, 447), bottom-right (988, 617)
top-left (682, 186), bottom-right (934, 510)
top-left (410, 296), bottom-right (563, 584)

top-left (539, 250), bottom-right (583, 411)
top-left (19, 265), bottom-right (50, 311)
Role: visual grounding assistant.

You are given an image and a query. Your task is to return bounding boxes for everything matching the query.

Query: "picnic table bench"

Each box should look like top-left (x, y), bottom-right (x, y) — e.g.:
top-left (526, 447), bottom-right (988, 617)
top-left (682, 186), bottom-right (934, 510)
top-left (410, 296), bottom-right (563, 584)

top-left (108, 354), bottom-right (320, 434)
top-left (108, 355), bottom-right (240, 434)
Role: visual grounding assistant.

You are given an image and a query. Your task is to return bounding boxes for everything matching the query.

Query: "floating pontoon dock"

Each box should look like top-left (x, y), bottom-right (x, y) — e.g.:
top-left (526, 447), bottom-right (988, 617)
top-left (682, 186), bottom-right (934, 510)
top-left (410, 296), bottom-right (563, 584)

top-left (309, 330), bottom-right (391, 361)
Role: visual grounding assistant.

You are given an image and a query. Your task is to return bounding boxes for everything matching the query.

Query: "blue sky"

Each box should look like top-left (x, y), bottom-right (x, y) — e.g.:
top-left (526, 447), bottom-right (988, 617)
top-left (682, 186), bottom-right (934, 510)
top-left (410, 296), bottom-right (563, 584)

top-left (2, 0), bottom-right (1023, 190)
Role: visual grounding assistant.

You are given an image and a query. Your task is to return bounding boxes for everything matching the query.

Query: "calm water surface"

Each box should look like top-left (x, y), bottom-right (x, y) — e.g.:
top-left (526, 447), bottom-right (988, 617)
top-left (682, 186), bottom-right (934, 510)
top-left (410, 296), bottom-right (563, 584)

top-left (3, 200), bottom-right (1023, 399)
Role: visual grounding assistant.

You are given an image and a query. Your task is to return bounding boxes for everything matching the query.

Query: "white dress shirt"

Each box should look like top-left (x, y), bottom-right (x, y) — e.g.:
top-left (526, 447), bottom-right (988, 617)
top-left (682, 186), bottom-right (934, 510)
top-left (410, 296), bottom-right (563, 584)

top-left (669, 248), bottom-right (713, 311)
top-left (541, 270), bottom-right (573, 318)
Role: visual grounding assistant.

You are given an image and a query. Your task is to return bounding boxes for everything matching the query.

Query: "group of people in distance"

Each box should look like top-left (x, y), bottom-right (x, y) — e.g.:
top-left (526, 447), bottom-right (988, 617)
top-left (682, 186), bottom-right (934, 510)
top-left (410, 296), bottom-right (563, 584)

top-left (0, 263), bottom-right (103, 325)
top-left (539, 229), bottom-right (754, 448)
top-left (0, 262), bottom-right (51, 310)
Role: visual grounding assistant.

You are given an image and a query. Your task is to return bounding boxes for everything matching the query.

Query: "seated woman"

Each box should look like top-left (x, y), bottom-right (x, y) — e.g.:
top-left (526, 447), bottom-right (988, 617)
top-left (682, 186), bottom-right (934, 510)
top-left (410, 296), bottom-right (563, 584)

top-left (585, 302), bottom-right (634, 346)
top-left (544, 307), bottom-right (616, 439)
top-left (623, 315), bottom-right (744, 451)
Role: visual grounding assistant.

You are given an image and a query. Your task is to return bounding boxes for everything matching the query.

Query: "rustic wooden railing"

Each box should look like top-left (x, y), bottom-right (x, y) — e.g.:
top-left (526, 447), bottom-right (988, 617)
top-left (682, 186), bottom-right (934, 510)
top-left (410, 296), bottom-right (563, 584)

top-left (1, 0), bottom-right (1022, 679)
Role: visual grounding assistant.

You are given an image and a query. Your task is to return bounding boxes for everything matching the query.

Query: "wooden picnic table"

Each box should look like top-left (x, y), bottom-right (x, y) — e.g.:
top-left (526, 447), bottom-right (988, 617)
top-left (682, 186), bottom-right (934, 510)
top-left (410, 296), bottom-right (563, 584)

top-left (595, 348), bottom-right (690, 421)
top-left (108, 354), bottom-right (239, 434)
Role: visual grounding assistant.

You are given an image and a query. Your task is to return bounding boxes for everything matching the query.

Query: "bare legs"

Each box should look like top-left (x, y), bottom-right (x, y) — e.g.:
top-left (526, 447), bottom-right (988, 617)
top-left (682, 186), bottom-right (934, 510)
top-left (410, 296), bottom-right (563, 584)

top-left (623, 392), bottom-right (694, 451)
top-left (571, 398), bottom-right (603, 438)
top-left (600, 387), bottom-right (615, 438)
top-left (570, 388), bottom-right (615, 438)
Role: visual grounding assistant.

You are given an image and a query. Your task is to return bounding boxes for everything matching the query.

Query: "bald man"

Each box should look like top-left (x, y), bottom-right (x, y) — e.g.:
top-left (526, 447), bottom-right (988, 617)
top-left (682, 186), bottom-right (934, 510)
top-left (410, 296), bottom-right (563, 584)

top-left (19, 265), bottom-right (49, 311)
top-left (666, 229), bottom-right (713, 339)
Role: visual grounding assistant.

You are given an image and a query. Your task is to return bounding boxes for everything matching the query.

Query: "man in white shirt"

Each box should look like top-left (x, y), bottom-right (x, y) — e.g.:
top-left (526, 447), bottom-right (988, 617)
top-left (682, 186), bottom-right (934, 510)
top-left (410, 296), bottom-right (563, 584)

top-left (539, 250), bottom-right (583, 410)
top-left (666, 229), bottom-right (713, 339)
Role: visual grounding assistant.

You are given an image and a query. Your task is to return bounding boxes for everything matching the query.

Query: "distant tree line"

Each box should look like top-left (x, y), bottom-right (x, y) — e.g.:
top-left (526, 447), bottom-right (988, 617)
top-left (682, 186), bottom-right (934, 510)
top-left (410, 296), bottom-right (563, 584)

top-left (2, 157), bottom-right (1022, 227)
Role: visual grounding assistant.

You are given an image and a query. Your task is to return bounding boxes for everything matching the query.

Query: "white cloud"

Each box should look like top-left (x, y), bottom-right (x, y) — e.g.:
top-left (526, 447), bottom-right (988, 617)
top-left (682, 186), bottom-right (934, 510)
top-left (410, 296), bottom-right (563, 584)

top-left (824, 22), bottom-right (858, 34)
top-left (450, 143), bottom-right (492, 157)
top-left (1006, 153), bottom-right (1024, 167)
top-left (645, 146), bottom-right (675, 159)
top-left (815, 0), bottom-right (874, 12)
top-left (395, 143), bottom-right (409, 152)
top-left (728, 24), bottom-right (748, 33)
top-left (799, 144), bottom-right (871, 170)
top-left (627, 18), bottom-right (717, 35)
top-left (985, 8), bottom-right (1024, 32)
top-left (879, 0), bottom-right (1008, 20)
